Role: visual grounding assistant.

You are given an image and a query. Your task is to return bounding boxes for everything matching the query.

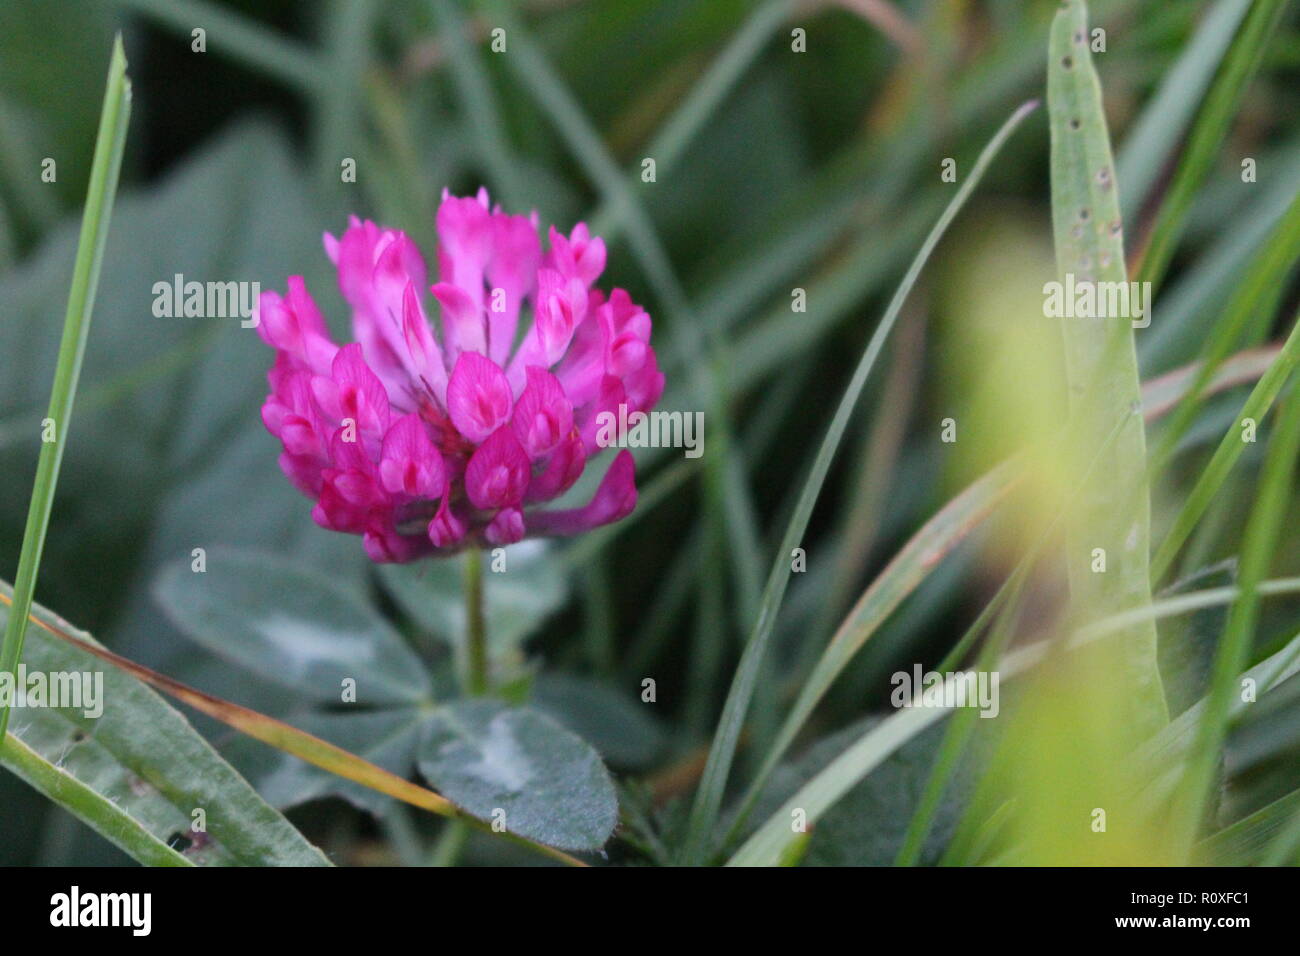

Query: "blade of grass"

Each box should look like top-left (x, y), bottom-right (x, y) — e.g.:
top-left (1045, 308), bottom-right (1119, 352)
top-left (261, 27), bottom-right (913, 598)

top-left (1132, 0), bottom-right (1290, 291)
top-left (692, 0), bottom-right (1134, 342)
top-left (1141, 149), bottom-right (1300, 371)
top-left (1167, 379), bottom-right (1300, 859)
top-left (806, 307), bottom-right (926, 664)
top-left (1130, 620), bottom-right (1300, 804)
top-left (893, 560), bottom-right (1027, 867)
top-left (679, 99), bottom-right (1040, 864)
top-left (598, 339), bottom-right (1279, 759)
top-left (727, 198), bottom-right (941, 390)
top-left (988, 618), bottom-right (1300, 865)
top-left (0, 37), bottom-right (131, 746)
top-left (1140, 344), bottom-right (1281, 421)
top-left (587, 0), bottom-right (792, 241)
top-left (1049, 0), bottom-right (1166, 737)
top-left (312, 0), bottom-right (375, 189)
top-left (1197, 788), bottom-right (1300, 865)
top-left (623, 364), bottom-right (810, 681)
top-left (1262, 796), bottom-right (1300, 865)
top-left (1152, 306), bottom-right (1300, 582)
top-left (622, 526), bottom-right (700, 679)
top-left (1147, 191), bottom-right (1300, 479)
top-left (954, 620), bottom-right (1300, 865)
top-left (686, 515), bottom-right (729, 735)
top-left (1115, 0), bottom-right (1252, 224)
top-left (581, 559), bottom-right (616, 676)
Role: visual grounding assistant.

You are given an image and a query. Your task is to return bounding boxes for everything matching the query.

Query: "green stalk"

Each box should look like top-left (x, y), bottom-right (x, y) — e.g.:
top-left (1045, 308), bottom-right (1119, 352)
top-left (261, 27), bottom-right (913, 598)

top-left (463, 549), bottom-right (488, 696)
top-left (0, 37), bottom-right (131, 746)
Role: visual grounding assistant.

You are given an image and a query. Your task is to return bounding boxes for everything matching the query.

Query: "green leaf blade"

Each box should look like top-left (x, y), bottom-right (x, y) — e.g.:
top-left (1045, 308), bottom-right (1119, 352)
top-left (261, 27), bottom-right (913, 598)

top-left (1048, 0), bottom-right (1165, 736)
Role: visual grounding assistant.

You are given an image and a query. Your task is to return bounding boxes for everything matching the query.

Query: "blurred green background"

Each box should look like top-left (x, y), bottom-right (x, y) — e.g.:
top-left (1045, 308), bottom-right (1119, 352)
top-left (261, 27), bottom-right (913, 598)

top-left (2, 0), bottom-right (1299, 865)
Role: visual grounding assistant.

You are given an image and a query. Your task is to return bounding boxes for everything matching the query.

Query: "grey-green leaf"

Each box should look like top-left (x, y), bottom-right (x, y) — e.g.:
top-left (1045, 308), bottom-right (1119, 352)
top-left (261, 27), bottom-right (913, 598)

top-left (154, 547), bottom-right (430, 706)
top-left (531, 673), bottom-right (667, 769)
top-left (418, 699), bottom-right (617, 851)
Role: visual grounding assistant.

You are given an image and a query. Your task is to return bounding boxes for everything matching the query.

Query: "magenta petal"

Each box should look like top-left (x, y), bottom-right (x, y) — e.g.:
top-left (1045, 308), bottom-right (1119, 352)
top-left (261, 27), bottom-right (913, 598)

top-left (263, 369), bottom-right (323, 453)
top-left (436, 189), bottom-right (493, 275)
top-left (310, 343), bottom-right (392, 442)
top-left (464, 426), bottom-right (530, 510)
top-left (284, 276), bottom-right (329, 338)
top-left (447, 351), bottom-right (513, 444)
top-left (578, 375), bottom-right (627, 456)
top-left (623, 346), bottom-right (665, 413)
top-left (527, 450), bottom-right (637, 536)
top-left (364, 526), bottom-right (433, 563)
top-left (401, 281), bottom-right (447, 405)
top-left (379, 413), bottom-right (445, 498)
top-left (485, 209), bottom-right (541, 366)
top-left (432, 281), bottom-right (486, 360)
top-left (256, 281), bottom-right (337, 375)
top-left (548, 223), bottom-right (606, 286)
top-left (428, 489), bottom-right (466, 548)
top-left (278, 451), bottom-right (324, 498)
top-left (331, 221), bottom-right (430, 405)
top-left (534, 269), bottom-right (587, 364)
top-left (313, 470), bottom-right (381, 533)
top-left (511, 366), bottom-right (573, 459)
top-left (524, 432), bottom-right (585, 504)
top-left (484, 506), bottom-right (526, 546)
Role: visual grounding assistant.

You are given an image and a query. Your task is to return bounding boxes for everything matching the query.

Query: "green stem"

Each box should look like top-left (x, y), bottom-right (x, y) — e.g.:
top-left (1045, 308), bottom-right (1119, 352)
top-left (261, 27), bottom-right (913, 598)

top-left (464, 549), bottom-right (488, 695)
